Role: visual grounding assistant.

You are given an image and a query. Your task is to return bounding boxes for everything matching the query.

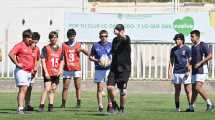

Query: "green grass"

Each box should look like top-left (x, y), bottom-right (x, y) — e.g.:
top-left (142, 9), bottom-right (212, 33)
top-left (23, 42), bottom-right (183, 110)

top-left (0, 92), bottom-right (215, 120)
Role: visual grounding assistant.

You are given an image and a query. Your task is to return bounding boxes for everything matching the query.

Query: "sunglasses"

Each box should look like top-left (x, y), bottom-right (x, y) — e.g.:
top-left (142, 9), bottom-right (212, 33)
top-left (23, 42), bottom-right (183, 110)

top-left (100, 35), bottom-right (108, 38)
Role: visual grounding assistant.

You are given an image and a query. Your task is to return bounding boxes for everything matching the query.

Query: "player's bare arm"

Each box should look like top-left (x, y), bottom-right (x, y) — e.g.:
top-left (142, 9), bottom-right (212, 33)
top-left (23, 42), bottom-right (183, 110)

top-left (168, 62), bottom-right (173, 81)
top-left (187, 58), bottom-right (192, 74)
top-left (195, 53), bottom-right (212, 68)
top-left (79, 47), bottom-right (90, 56)
top-left (41, 58), bottom-right (50, 79)
top-left (58, 60), bottom-right (64, 76)
top-left (89, 52), bottom-right (99, 63)
top-left (8, 52), bottom-right (22, 68)
top-left (168, 56), bottom-right (174, 80)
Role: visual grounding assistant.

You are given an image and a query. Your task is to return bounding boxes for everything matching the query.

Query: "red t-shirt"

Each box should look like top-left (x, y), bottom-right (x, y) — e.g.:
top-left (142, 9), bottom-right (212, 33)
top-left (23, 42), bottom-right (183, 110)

top-left (62, 42), bottom-right (81, 71)
top-left (10, 41), bottom-right (34, 72)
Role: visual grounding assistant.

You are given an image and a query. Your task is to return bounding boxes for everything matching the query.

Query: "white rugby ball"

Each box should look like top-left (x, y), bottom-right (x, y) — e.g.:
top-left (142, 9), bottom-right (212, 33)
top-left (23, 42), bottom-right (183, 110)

top-left (99, 55), bottom-right (111, 67)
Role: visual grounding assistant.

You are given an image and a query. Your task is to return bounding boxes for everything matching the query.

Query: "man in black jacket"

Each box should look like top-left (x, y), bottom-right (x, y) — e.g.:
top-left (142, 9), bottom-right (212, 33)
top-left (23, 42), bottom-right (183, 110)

top-left (107, 24), bottom-right (131, 113)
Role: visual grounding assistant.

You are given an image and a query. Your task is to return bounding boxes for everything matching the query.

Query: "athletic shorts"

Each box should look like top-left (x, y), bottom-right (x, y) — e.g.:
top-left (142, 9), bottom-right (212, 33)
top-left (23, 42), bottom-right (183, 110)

top-left (172, 73), bottom-right (191, 85)
top-left (107, 71), bottom-right (130, 89)
top-left (43, 76), bottom-right (60, 85)
top-left (14, 67), bottom-right (32, 87)
top-left (63, 70), bottom-right (82, 79)
top-left (191, 74), bottom-right (208, 83)
top-left (94, 70), bottom-right (110, 83)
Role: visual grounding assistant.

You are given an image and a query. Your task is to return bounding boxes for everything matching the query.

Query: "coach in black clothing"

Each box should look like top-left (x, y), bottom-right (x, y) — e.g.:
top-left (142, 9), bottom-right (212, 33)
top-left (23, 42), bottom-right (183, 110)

top-left (107, 24), bottom-right (131, 113)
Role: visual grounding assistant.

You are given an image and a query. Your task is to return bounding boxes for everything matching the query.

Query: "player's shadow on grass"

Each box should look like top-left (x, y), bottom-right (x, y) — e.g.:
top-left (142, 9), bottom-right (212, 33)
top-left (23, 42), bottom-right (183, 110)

top-left (64, 107), bottom-right (98, 112)
top-left (74, 112), bottom-right (110, 116)
top-left (53, 106), bottom-right (75, 109)
top-left (0, 108), bottom-right (17, 114)
top-left (141, 108), bottom-right (173, 112)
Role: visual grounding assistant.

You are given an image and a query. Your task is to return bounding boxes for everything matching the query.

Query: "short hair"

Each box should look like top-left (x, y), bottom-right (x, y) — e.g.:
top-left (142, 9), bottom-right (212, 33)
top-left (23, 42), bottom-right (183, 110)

top-left (32, 32), bottom-right (40, 41)
top-left (49, 31), bottom-right (58, 39)
top-left (114, 24), bottom-right (124, 31)
top-left (67, 29), bottom-right (76, 38)
top-left (190, 30), bottom-right (200, 37)
top-left (99, 30), bottom-right (108, 36)
top-left (174, 33), bottom-right (185, 44)
top-left (22, 29), bottom-right (32, 39)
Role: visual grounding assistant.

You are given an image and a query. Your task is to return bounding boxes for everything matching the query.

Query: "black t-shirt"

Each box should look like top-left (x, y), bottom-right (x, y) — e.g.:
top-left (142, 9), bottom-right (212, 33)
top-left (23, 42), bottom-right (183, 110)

top-left (111, 35), bottom-right (131, 72)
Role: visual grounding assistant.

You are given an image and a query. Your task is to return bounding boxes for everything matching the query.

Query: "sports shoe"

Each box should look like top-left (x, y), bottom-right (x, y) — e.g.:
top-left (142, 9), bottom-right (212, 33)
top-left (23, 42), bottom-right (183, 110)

top-left (25, 105), bottom-right (34, 111)
top-left (38, 104), bottom-right (45, 112)
top-left (98, 106), bottom-right (104, 112)
top-left (119, 106), bottom-right (125, 113)
top-left (185, 108), bottom-right (194, 112)
top-left (76, 100), bottom-right (81, 108)
top-left (48, 104), bottom-right (54, 112)
top-left (17, 108), bottom-right (25, 114)
top-left (206, 103), bottom-right (214, 112)
top-left (175, 108), bottom-right (181, 112)
top-left (60, 104), bottom-right (65, 108)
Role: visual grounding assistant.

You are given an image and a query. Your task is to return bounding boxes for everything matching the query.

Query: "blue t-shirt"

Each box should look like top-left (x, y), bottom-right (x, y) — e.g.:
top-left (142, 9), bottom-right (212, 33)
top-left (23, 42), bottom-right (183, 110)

top-left (191, 42), bottom-right (212, 74)
top-left (170, 45), bottom-right (191, 74)
top-left (91, 41), bottom-right (112, 70)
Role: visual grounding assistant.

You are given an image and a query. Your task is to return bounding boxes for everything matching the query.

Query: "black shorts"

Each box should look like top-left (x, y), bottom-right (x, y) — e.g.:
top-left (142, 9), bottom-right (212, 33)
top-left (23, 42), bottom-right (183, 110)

top-left (43, 76), bottom-right (60, 85)
top-left (107, 71), bottom-right (130, 89)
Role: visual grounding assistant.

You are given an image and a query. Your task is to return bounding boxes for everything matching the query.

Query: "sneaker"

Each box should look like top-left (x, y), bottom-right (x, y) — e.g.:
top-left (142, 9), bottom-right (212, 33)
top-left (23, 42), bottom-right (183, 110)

top-left (38, 105), bottom-right (45, 112)
top-left (185, 108), bottom-right (194, 112)
top-left (98, 106), bottom-right (104, 112)
top-left (17, 109), bottom-right (25, 114)
top-left (60, 104), bottom-right (65, 108)
top-left (76, 100), bottom-right (81, 108)
top-left (25, 105), bottom-right (34, 111)
top-left (206, 103), bottom-right (214, 112)
top-left (175, 108), bottom-right (181, 112)
top-left (48, 104), bottom-right (54, 112)
top-left (119, 106), bottom-right (125, 113)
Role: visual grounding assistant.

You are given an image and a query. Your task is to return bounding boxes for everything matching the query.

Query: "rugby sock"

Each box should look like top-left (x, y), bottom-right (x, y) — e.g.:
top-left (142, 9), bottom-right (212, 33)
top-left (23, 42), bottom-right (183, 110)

top-left (39, 104), bottom-right (44, 108)
top-left (206, 99), bottom-right (212, 105)
top-left (48, 104), bottom-right (53, 107)
top-left (175, 102), bottom-right (180, 108)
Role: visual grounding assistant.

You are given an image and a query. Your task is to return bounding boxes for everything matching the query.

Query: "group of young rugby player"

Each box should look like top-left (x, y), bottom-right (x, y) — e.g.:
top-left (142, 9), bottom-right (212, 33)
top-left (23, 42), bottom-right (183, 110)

top-left (8, 24), bottom-right (131, 114)
top-left (168, 30), bottom-right (214, 112)
top-left (8, 22), bottom-right (214, 114)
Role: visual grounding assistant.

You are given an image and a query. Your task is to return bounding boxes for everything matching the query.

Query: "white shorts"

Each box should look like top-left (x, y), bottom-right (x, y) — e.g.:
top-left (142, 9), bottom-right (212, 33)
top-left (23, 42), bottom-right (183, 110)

top-left (172, 74), bottom-right (191, 85)
top-left (94, 70), bottom-right (110, 83)
top-left (191, 74), bottom-right (208, 83)
top-left (14, 67), bottom-right (32, 87)
top-left (63, 70), bottom-right (82, 79)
